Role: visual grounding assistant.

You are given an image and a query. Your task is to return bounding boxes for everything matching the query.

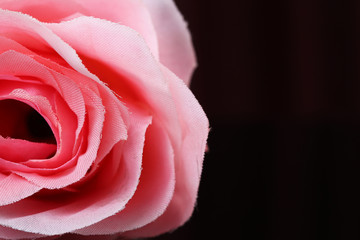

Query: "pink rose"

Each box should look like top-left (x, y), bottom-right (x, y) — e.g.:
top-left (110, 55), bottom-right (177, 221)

top-left (0, 0), bottom-right (208, 239)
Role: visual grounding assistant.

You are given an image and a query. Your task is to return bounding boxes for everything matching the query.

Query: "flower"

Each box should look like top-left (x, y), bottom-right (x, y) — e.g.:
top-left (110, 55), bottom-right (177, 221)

top-left (0, 0), bottom-right (208, 239)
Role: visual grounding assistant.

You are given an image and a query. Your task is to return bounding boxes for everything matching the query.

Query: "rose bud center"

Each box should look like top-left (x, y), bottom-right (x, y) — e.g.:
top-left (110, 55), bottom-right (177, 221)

top-left (0, 99), bottom-right (57, 162)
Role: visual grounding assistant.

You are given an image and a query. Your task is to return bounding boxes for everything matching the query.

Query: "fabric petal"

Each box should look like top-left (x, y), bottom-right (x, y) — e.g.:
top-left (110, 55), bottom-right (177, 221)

top-left (0, 173), bottom-right (41, 206)
top-left (0, 50), bottom-right (103, 188)
top-left (0, 35), bottom-right (34, 55)
top-left (75, 119), bottom-right (175, 234)
top-left (0, 9), bottom-right (93, 81)
top-left (16, 87), bottom-right (103, 189)
top-left (48, 16), bottom-right (182, 152)
top-left (0, 0), bottom-right (86, 22)
top-left (142, 0), bottom-right (197, 85)
top-left (0, 109), bottom-right (151, 235)
top-left (0, 137), bottom-right (56, 163)
top-left (0, 10), bottom-right (129, 155)
top-left (0, 225), bottom-right (45, 240)
top-left (0, 0), bottom-right (159, 58)
top-left (33, 54), bottom-right (129, 164)
top-left (73, 0), bottom-right (159, 58)
top-left (125, 66), bottom-right (209, 237)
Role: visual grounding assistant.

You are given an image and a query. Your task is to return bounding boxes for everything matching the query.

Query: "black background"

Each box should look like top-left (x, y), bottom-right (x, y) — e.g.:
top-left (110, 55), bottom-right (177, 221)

top-left (154, 0), bottom-right (360, 239)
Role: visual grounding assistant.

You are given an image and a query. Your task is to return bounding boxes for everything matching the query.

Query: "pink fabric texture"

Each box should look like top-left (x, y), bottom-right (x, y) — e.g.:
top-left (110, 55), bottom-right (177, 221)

top-left (0, 0), bottom-right (208, 239)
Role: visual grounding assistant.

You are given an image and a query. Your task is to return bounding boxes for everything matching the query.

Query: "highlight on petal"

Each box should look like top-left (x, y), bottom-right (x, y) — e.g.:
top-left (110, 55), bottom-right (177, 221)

top-left (0, 0), bottom-right (159, 58)
top-left (0, 8), bottom-right (97, 81)
top-left (73, 0), bottom-right (159, 58)
top-left (0, 0), bottom-right (86, 22)
top-left (142, 0), bottom-right (197, 85)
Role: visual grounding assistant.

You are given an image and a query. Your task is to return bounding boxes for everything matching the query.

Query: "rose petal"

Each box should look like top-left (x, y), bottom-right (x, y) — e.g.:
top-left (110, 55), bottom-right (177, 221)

top-left (0, 35), bottom-right (34, 55)
top-left (0, 9), bottom-right (93, 80)
top-left (0, 109), bottom-right (151, 235)
top-left (0, 0), bottom-right (159, 58)
top-left (0, 225), bottom-right (45, 240)
top-left (0, 48), bottom-right (86, 145)
top-left (0, 81), bottom-right (63, 164)
top-left (0, 173), bottom-right (41, 206)
top-left (0, 11), bottom-right (129, 161)
top-left (142, 0), bottom-right (197, 85)
top-left (30, 54), bottom-right (129, 171)
top-left (0, 10), bottom-right (130, 148)
top-left (125, 66), bottom-right (209, 237)
top-left (0, 137), bottom-right (56, 163)
top-left (73, 0), bottom-right (159, 58)
top-left (23, 92), bottom-right (79, 168)
top-left (0, 0), bottom-right (86, 22)
top-left (48, 16), bottom-right (182, 151)
top-left (0, 86), bottom-right (60, 154)
top-left (0, 50), bottom-right (126, 192)
top-left (75, 118), bottom-right (175, 234)
top-left (0, 5), bottom-right (207, 239)
top-left (0, 50), bottom-right (101, 188)
top-left (16, 87), bottom-right (103, 188)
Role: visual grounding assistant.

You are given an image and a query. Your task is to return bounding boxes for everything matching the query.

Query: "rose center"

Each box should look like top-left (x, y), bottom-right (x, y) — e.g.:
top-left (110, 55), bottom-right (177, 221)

top-left (0, 99), bottom-right (56, 144)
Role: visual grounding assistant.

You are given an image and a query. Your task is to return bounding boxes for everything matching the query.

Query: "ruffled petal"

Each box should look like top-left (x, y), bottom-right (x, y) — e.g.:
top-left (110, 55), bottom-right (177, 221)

top-left (125, 66), bottom-right (208, 237)
top-left (16, 87), bottom-right (103, 189)
top-left (142, 0), bottom-right (197, 85)
top-left (0, 0), bottom-right (86, 22)
top-left (0, 0), bottom-right (159, 58)
top-left (75, 119), bottom-right (175, 234)
top-left (73, 0), bottom-right (159, 58)
top-left (0, 108), bottom-right (151, 235)
top-left (30, 54), bottom-right (129, 172)
top-left (0, 49), bottom-right (114, 189)
top-left (48, 16), bottom-right (182, 152)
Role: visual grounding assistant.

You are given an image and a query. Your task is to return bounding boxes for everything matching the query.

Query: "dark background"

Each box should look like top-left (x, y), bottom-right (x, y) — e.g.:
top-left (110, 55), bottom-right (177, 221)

top-left (154, 0), bottom-right (360, 239)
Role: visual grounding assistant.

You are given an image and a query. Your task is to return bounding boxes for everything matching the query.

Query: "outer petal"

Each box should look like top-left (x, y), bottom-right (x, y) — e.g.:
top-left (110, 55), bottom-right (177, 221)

top-left (0, 9), bottom-right (97, 84)
top-left (75, 119), bottom-right (175, 234)
top-left (142, 0), bottom-right (197, 85)
top-left (0, 0), bottom-right (86, 22)
top-left (0, 0), bottom-right (159, 58)
top-left (73, 0), bottom-right (159, 58)
top-left (49, 16), bottom-right (208, 236)
top-left (125, 66), bottom-right (209, 238)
